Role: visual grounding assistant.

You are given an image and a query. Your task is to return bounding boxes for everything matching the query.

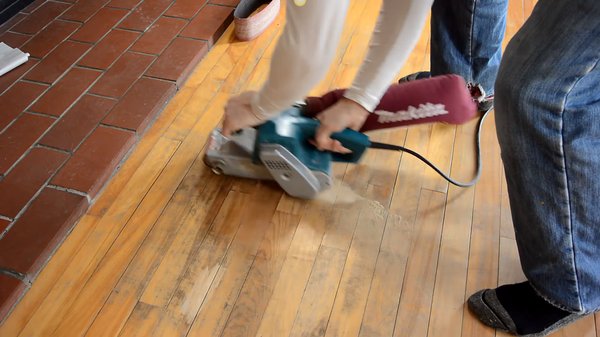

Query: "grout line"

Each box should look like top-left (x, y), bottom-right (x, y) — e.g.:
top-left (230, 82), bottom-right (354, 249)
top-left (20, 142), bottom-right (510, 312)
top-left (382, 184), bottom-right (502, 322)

top-left (175, 35), bottom-right (210, 43)
top-left (25, 110), bottom-right (59, 119)
top-left (161, 14), bottom-right (192, 21)
top-left (2, 68), bottom-right (104, 177)
top-left (86, 92), bottom-right (119, 101)
top-left (48, 0), bottom-right (72, 5)
top-left (114, 26), bottom-right (145, 33)
top-left (98, 122), bottom-right (137, 134)
top-left (205, 3), bottom-right (237, 9)
top-left (19, 78), bottom-right (51, 86)
top-left (74, 63), bottom-right (106, 71)
top-left (1, 146), bottom-right (74, 227)
top-left (140, 74), bottom-right (179, 84)
top-left (141, 74), bottom-right (177, 85)
top-left (128, 50), bottom-right (159, 57)
top-left (47, 184), bottom-right (91, 202)
top-left (35, 143), bottom-right (72, 154)
top-left (0, 269), bottom-right (27, 282)
top-left (9, 5), bottom-right (76, 36)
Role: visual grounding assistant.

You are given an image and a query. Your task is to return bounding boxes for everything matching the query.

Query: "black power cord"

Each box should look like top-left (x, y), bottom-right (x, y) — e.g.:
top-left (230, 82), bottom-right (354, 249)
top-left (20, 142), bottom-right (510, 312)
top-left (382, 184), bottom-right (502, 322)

top-left (369, 106), bottom-right (492, 187)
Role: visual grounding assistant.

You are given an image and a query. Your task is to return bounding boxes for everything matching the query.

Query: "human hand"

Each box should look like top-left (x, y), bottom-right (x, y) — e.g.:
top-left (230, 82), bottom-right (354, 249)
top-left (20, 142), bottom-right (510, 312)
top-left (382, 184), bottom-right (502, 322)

top-left (222, 91), bottom-right (265, 137)
top-left (313, 97), bottom-right (370, 153)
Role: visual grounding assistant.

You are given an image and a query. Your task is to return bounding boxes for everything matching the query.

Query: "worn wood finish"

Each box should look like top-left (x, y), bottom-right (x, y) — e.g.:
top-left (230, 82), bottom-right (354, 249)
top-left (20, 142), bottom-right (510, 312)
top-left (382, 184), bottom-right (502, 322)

top-left (4, 1), bottom-right (593, 337)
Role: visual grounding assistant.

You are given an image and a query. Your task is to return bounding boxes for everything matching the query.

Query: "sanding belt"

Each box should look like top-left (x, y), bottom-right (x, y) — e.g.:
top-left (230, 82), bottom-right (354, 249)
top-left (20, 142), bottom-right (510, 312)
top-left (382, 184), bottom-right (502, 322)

top-left (234, 0), bottom-right (280, 41)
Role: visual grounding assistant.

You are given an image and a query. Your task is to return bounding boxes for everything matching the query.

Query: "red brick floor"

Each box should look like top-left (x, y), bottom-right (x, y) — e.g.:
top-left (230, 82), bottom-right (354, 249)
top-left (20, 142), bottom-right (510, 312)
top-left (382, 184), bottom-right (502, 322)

top-left (0, 0), bottom-right (236, 322)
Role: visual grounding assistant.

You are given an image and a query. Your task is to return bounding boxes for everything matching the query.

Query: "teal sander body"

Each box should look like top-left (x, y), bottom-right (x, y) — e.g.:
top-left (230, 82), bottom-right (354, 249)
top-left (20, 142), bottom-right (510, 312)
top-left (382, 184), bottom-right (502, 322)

top-left (204, 106), bottom-right (372, 199)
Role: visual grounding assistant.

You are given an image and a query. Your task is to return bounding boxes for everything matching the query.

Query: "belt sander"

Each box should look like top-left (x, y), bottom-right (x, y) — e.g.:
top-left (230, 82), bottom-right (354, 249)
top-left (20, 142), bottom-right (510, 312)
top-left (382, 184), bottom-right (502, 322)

top-left (203, 75), bottom-right (491, 199)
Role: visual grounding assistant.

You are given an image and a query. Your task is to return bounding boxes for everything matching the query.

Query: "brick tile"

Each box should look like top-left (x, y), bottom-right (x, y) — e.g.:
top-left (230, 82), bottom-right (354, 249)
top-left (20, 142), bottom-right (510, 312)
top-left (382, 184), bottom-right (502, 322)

top-left (106, 0), bottom-right (141, 10)
top-left (60, 0), bottom-right (110, 22)
top-left (21, 20), bottom-right (81, 58)
top-left (40, 95), bottom-right (116, 151)
top-left (0, 274), bottom-right (26, 323)
top-left (11, 1), bottom-right (71, 34)
top-left (209, 0), bottom-right (239, 6)
top-left (0, 59), bottom-right (37, 95)
top-left (0, 148), bottom-right (69, 219)
top-left (103, 77), bottom-right (175, 132)
top-left (118, 0), bottom-right (171, 31)
top-left (0, 113), bottom-right (54, 175)
top-left (0, 188), bottom-right (88, 277)
top-left (23, 41), bottom-right (91, 84)
top-left (0, 31), bottom-right (31, 48)
top-left (77, 29), bottom-right (139, 70)
top-left (0, 219), bottom-right (9, 233)
top-left (0, 13), bottom-right (26, 35)
top-left (0, 81), bottom-right (47, 131)
top-left (89, 52), bottom-right (154, 98)
top-left (179, 4), bottom-right (233, 46)
top-left (165, 0), bottom-right (207, 19)
top-left (145, 37), bottom-right (207, 86)
top-left (28, 67), bottom-right (101, 117)
top-left (51, 126), bottom-right (135, 197)
top-left (70, 8), bottom-right (129, 43)
top-left (129, 16), bottom-right (186, 55)
top-left (21, 0), bottom-right (46, 13)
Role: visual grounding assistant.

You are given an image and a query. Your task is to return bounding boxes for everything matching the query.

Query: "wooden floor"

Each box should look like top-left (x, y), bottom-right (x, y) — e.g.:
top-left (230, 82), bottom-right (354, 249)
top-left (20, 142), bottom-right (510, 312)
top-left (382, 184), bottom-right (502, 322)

top-left (3, 0), bottom-right (600, 336)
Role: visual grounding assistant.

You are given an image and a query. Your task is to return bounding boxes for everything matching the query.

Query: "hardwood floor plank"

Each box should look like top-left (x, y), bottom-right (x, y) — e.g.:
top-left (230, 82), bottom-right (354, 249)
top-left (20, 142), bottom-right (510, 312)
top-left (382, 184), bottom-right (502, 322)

top-left (116, 302), bottom-right (161, 337)
top-left (136, 174), bottom-right (232, 308)
top-left (184, 25), bottom-right (235, 88)
top-left (15, 137), bottom-right (180, 337)
top-left (393, 190), bottom-right (447, 337)
top-left (549, 315), bottom-right (597, 337)
top-left (48, 138), bottom-right (185, 337)
top-left (461, 117), bottom-right (503, 337)
top-left (426, 119), bottom-right (478, 337)
top-left (357, 213), bottom-right (410, 337)
top-left (388, 125), bottom-right (431, 217)
top-left (218, 210), bottom-right (302, 337)
top-left (285, 244), bottom-right (346, 337)
top-left (48, 88), bottom-right (227, 337)
top-left (251, 209), bottom-right (335, 337)
top-left (84, 160), bottom-right (231, 337)
top-left (153, 183), bottom-right (282, 337)
top-left (421, 124), bottom-right (456, 193)
top-left (523, 0), bottom-right (537, 19)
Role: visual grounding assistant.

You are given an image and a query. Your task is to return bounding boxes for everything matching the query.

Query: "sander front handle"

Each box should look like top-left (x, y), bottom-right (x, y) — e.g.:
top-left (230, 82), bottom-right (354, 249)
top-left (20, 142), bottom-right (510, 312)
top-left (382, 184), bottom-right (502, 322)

top-left (295, 119), bottom-right (371, 163)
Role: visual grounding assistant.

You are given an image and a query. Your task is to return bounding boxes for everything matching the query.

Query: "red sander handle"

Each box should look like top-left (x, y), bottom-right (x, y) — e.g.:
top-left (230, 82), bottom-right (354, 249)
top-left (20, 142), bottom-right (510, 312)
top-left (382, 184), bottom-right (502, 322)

top-left (304, 74), bottom-right (479, 133)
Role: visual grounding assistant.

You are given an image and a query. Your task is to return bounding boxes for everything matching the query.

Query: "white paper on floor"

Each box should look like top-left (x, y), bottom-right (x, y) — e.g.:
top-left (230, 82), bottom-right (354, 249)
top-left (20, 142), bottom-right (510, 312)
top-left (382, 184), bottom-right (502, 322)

top-left (0, 42), bottom-right (29, 76)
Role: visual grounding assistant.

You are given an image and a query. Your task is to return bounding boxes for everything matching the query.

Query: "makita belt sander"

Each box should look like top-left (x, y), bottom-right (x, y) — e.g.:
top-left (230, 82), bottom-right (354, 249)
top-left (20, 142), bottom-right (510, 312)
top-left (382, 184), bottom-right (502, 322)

top-left (204, 75), bottom-right (492, 199)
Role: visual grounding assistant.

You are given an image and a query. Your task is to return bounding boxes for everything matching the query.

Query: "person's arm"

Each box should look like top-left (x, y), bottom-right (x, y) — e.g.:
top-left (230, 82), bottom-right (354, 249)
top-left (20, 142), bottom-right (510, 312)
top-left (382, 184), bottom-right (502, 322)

top-left (250, 0), bottom-right (351, 119)
top-left (313, 0), bottom-right (432, 152)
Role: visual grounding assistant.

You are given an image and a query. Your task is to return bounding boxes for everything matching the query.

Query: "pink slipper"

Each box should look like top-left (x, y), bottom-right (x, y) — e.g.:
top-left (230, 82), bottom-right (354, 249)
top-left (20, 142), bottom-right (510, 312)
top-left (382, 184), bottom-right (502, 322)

top-left (234, 0), bottom-right (280, 41)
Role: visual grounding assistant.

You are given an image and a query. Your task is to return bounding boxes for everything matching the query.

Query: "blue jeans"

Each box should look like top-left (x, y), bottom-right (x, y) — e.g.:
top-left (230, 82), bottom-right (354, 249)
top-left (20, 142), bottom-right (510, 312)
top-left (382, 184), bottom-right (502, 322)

top-left (495, 0), bottom-right (600, 313)
top-left (430, 0), bottom-right (508, 95)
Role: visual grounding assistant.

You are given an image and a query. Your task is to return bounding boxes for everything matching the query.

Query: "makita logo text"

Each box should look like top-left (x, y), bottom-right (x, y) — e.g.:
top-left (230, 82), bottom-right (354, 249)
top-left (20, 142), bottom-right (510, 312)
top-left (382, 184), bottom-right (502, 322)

top-left (375, 103), bottom-right (448, 123)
